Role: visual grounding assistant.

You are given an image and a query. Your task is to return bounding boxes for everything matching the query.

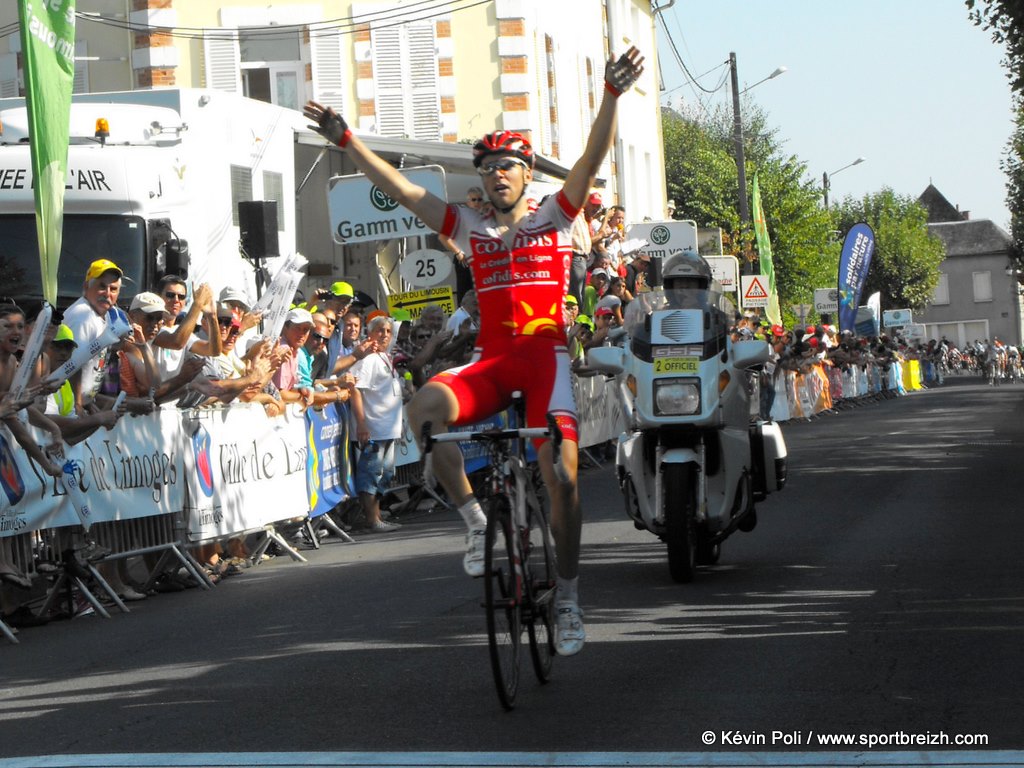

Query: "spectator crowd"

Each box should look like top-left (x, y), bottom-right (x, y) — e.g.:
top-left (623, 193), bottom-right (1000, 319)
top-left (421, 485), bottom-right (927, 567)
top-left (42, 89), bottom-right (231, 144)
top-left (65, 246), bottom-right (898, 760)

top-left (0, 193), bottom-right (976, 635)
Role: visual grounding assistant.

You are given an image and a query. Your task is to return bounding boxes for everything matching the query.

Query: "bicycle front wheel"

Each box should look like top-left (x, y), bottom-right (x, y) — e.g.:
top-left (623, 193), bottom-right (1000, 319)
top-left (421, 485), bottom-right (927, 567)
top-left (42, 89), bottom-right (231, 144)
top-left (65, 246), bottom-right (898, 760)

top-left (484, 495), bottom-right (521, 710)
top-left (526, 490), bottom-right (556, 683)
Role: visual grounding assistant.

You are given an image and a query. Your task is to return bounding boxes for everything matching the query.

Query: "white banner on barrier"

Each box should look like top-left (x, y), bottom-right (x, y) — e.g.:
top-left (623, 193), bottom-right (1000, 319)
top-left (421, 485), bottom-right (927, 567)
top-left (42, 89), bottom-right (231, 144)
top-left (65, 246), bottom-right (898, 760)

top-left (182, 404), bottom-right (308, 542)
top-left (574, 374), bottom-right (629, 448)
top-left (0, 408), bottom-right (187, 538)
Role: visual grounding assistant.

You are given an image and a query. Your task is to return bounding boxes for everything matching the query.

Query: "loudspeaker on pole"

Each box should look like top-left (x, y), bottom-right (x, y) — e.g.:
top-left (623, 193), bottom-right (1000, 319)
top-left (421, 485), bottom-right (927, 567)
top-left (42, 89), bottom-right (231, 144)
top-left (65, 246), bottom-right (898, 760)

top-left (238, 200), bottom-right (280, 259)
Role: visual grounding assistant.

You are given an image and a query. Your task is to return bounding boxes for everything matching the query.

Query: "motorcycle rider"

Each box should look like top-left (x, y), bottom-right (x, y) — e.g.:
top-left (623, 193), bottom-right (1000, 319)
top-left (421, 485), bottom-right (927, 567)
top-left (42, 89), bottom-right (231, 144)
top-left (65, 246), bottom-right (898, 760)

top-left (661, 249), bottom-right (729, 333)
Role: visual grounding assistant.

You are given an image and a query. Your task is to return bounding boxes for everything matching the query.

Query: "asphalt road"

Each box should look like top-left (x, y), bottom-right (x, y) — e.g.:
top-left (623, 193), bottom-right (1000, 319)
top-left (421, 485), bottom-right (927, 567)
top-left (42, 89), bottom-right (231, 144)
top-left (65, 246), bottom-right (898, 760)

top-left (2, 376), bottom-right (1022, 765)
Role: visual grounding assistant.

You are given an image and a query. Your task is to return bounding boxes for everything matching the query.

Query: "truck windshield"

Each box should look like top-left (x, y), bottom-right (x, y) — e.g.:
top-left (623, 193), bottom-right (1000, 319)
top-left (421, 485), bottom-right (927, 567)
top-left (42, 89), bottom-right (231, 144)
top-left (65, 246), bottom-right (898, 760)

top-left (0, 214), bottom-right (145, 308)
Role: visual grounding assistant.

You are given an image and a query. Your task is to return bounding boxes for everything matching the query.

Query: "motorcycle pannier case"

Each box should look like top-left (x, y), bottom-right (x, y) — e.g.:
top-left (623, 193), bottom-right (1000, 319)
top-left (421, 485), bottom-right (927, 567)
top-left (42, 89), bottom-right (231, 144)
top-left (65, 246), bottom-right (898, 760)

top-left (750, 420), bottom-right (788, 495)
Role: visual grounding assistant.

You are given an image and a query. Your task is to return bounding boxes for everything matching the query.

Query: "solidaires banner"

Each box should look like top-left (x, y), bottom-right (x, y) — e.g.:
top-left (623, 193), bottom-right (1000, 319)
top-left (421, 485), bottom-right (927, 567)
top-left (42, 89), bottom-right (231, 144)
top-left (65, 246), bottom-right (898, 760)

top-left (0, 409), bottom-right (186, 538)
top-left (17, 0), bottom-right (76, 304)
top-left (837, 222), bottom-right (876, 335)
top-left (183, 404), bottom-right (309, 542)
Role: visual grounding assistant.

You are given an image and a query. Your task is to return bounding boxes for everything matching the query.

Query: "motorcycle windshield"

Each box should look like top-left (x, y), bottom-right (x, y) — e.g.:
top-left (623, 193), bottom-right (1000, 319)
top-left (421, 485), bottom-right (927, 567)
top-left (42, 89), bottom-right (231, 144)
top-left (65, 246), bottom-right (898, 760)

top-left (623, 287), bottom-right (736, 338)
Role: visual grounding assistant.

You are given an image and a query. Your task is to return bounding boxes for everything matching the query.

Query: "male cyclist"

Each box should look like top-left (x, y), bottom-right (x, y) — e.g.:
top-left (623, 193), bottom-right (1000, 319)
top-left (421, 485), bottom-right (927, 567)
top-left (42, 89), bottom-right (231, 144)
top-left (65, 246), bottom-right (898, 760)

top-left (304, 46), bottom-right (644, 657)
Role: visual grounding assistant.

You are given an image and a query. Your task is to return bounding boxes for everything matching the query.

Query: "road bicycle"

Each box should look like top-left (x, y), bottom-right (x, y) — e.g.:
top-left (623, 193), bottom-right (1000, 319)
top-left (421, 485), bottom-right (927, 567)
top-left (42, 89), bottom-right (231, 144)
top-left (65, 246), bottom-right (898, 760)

top-left (985, 358), bottom-right (1001, 386)
top-left (422, 404), bottom-right (565, 710)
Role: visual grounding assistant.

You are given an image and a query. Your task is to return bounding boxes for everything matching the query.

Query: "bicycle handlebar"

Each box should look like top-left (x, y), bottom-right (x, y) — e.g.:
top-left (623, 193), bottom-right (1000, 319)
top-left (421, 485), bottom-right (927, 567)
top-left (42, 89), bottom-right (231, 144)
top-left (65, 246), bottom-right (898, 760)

top-left (426, 427), bottom-right (551, 444)
top-left (421, 415), bottom-right (569, 483)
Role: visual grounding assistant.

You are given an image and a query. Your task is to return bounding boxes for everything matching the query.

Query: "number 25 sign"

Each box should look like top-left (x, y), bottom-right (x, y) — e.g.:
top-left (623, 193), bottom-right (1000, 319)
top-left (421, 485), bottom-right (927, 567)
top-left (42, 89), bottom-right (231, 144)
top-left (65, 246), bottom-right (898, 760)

top-left (400, 248), bottom-right (453, 288)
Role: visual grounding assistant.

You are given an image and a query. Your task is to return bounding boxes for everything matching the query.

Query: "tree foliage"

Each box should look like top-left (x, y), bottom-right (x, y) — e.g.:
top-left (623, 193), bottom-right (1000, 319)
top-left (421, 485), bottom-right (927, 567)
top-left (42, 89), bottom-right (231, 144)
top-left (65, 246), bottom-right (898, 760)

top-left (662, 103), bottom-right (838, 321)
top-left (832, 190), bottom-right (946, 311)
top-left (967, 0), bottom-right (1024, 94)
top-left (968, 0), bottom-right (1024, 268)
top-left (1003, 105), bottom-right (1024, 268)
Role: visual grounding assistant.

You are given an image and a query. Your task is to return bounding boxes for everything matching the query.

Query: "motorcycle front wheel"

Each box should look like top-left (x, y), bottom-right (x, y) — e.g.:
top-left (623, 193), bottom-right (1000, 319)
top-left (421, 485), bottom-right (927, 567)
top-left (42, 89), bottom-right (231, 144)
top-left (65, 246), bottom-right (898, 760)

top-left (664, 462), bottom-right (698, 583)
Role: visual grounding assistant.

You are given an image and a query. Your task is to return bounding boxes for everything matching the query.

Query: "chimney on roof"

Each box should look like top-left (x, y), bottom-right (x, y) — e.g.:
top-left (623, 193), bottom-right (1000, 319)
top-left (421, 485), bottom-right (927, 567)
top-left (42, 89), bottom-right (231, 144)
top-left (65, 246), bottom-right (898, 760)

top-left (955, 204), bottom-right (970, 221)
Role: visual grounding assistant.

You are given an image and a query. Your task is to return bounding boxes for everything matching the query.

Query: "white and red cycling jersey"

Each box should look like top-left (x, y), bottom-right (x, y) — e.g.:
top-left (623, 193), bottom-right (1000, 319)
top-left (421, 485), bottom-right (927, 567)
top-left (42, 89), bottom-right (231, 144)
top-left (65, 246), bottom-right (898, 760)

top-left (435, 191), bottom-right (581, 442)
top-left (440, 191), bottom-right (577, 347)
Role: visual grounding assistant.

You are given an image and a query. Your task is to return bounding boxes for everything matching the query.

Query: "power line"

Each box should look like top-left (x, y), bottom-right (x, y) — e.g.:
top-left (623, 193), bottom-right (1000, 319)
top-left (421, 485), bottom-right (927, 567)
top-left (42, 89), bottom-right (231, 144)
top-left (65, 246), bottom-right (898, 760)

top-left (655, 11), bottom-right (726, 96)
top-left (75, 0), bottom-right (491, 42)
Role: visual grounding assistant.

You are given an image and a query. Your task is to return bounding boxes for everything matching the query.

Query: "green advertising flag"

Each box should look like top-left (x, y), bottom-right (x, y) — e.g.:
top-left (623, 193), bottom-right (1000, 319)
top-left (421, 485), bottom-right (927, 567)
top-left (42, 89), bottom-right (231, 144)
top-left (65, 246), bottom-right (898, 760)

top-left (751, 173), bottom-right (781, 325)
top-left (18, 0), bottom-right (76, 304)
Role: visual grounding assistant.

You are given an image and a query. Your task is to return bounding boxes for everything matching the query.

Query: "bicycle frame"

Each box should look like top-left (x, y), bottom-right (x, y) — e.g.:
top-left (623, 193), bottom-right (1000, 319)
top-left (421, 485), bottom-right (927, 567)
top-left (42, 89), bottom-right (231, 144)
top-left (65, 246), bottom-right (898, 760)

top-left (421, 408), bottom-right (562, 709)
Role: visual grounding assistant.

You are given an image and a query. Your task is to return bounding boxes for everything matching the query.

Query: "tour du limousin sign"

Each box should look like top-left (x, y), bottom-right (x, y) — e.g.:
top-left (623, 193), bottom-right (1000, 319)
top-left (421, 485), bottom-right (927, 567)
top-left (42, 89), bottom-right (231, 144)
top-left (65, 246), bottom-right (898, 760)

top-left (327, 165), bottom-right (448, 245)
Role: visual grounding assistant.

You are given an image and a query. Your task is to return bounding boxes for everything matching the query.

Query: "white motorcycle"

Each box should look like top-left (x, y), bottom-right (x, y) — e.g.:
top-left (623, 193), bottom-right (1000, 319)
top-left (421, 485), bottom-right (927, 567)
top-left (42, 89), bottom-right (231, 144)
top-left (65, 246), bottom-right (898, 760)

top-left (587, 249), bottom-right (787, 583)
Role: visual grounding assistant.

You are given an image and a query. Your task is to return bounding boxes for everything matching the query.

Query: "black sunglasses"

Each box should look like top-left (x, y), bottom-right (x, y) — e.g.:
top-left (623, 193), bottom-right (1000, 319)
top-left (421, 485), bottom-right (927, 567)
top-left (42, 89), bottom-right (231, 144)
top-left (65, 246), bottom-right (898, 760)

top-left (217, 317), bottom-right (235, 327)
top-left (311, 332), bottom-right (330, 342)
top-left (164, 291), bottom-right (187, 301)
top-left (477, 157), bottom-right (527, 176)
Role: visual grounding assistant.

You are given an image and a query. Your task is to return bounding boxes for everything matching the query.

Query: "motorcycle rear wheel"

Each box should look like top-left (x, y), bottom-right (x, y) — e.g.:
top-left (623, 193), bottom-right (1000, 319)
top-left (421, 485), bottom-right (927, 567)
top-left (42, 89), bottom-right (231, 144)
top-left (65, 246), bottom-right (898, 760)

top-left (664, 462), bottom-right (698, 583)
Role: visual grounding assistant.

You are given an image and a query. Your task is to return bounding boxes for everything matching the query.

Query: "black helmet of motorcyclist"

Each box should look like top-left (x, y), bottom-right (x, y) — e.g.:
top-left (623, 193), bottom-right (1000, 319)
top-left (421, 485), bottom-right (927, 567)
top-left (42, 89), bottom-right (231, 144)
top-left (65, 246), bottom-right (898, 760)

top-left (662, 248), bottom-right (712, 292)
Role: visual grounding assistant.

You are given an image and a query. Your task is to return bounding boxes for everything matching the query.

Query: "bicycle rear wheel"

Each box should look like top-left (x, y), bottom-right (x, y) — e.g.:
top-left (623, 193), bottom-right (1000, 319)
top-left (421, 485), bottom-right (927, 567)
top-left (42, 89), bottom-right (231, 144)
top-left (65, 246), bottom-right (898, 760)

top-left (484, 495), bottom-right (521, 710)
top-left (526, 488), bottom-right (556, 683)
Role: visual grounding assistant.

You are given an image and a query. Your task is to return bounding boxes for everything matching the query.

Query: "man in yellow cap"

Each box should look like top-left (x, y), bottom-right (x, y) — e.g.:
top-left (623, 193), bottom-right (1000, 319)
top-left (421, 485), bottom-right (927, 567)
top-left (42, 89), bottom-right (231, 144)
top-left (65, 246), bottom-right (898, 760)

top-left (312, 280), bottom-right (366, 376)
top-left (62, 259), bottom-right (125, 412)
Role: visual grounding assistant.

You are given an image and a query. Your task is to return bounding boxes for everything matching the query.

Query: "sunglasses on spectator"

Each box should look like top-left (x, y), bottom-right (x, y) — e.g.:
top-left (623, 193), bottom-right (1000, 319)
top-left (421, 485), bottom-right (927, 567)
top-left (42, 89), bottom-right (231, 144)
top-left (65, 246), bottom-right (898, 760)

top-left (311, 332), bottom-right (330, 342)
top-left (477, 157), bottom-right (529, 177)
top-left (217, 316), bottom-right (235, 326)
top-left (468, 196), bottom-right (483, 203)
top-left (164, 291), bottom-right (187, 301)
top-left (414, 333), bottom-right (432, 341)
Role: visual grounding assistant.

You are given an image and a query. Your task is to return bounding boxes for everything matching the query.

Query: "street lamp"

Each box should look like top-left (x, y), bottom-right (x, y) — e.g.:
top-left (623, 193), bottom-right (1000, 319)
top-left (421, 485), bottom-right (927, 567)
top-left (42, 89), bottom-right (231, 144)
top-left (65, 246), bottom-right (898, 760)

top-left (729, 52), bottom-right (786, 272)
top-left (740, 65), bottom-right (788, 95)
top-left (822, 157), bottom-right (866, 210)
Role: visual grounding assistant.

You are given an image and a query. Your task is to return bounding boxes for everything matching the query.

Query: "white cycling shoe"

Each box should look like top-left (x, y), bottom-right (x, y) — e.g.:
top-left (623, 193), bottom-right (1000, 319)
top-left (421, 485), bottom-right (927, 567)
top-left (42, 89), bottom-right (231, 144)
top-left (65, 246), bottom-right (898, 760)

top-left (555, 600), bottom-right (586, 656)
top-left (463, 527), bottom-right (486, 577)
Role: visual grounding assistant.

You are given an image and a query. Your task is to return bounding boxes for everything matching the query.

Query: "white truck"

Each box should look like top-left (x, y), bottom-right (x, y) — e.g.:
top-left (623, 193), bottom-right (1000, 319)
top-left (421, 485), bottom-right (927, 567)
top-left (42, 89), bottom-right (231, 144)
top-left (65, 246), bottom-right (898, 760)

top-left (0, 88), bottom-right (310, 308)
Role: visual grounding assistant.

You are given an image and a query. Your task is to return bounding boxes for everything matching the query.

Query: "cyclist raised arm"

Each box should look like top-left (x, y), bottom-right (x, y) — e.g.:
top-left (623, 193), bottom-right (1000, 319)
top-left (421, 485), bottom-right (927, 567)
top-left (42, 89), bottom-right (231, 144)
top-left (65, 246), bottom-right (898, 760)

top-left (302, 102), bottom-right (448, 233)
top-left (561, 47), bottom-right (644, 209)
top-left (304, 46), bottom-right (644, 658)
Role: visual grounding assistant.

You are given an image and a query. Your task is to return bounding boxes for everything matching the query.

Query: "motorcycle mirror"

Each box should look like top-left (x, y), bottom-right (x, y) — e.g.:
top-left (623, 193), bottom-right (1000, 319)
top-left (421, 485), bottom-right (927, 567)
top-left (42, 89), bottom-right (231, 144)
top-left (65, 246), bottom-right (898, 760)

top-left (732, 339), bottom-right (770, 370)
top-left (586, 346), bottom-right (626, 375)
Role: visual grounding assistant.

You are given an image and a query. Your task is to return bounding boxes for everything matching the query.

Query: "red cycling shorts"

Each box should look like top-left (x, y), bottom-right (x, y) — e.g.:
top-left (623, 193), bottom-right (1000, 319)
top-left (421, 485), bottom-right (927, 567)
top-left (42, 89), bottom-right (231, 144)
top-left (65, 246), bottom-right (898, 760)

top-left (431, 335), bottom-right (579, 445)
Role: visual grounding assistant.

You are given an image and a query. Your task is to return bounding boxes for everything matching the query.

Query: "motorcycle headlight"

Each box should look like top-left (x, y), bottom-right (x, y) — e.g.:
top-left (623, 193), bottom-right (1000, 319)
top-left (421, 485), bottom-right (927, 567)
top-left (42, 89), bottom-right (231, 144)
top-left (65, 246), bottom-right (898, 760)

top-left (653, 377), bottom-right (701, 416)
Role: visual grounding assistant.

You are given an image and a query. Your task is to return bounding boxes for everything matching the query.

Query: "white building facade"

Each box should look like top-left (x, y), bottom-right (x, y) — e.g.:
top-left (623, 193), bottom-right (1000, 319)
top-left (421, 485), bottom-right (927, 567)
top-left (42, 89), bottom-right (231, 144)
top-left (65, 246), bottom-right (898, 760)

top-left (0, 0), bottom-right (668, 220)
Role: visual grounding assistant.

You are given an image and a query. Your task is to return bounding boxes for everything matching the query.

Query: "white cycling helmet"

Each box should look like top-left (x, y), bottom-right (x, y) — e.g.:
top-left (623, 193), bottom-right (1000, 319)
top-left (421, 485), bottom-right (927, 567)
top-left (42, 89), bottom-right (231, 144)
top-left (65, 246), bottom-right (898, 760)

top-left (662, 248), bottom-right (712, 290)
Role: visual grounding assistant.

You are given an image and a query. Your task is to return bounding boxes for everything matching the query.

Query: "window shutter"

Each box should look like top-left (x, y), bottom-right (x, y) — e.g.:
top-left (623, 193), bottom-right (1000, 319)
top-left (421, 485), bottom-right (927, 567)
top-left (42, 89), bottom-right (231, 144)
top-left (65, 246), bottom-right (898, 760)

top-left (73, 41), bottom-right (88, 94)
top-left (406, 22), bottom-right (439, 140)
top-left (230, 165), bottom-right (253, 225)
top-left (203, 30), bottom-right (242, 93)
top-left (933, 273), bottom-right (949, 305)
top-left (372, 25), bottom-right (406, 137)
top-left (973, 271), bottom-right (993, 302)
top-left (370, 18), bottom-right (439, 140)
top-left (309, 29), bottom-right (345, 112)
top-left (0, 53), bottom-right (18, 98)
top-left (533, 32), bottom-right (552, 155)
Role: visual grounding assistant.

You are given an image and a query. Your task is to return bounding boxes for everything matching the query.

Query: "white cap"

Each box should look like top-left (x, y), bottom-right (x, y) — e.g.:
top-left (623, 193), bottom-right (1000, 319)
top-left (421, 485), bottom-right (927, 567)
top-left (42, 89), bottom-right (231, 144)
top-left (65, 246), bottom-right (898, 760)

top-left (129, 292), bottom-right (169, 315)
top-left (285, 308), bottom-right (314, 326)
top-left (591, 268), bottom-right (610, 280)
top-left (219, 286), bottom-right (251, 311)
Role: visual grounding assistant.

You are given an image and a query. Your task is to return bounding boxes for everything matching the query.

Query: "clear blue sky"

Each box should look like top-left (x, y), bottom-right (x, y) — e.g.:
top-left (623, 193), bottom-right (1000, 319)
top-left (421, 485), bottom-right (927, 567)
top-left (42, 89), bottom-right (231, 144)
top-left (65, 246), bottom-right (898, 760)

top-left (655, 0), bottom-right (1014, 229)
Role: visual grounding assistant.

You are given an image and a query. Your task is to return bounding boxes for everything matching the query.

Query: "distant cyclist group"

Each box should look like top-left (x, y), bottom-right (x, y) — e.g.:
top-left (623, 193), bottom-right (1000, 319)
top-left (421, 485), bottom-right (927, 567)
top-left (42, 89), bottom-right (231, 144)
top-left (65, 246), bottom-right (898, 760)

top-left (942, 337), bottom-right (1022, 384)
